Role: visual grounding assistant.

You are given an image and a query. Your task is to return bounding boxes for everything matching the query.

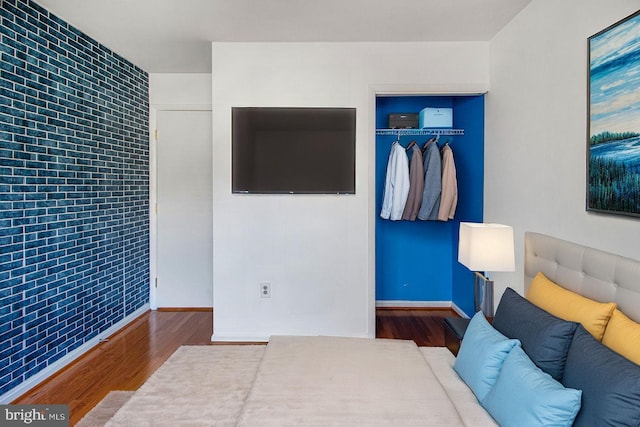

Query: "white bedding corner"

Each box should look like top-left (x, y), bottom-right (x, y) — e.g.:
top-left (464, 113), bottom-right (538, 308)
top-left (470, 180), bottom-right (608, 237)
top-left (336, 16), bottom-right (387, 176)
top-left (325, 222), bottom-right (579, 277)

top-left (420, 347), bottom-right (498, 427)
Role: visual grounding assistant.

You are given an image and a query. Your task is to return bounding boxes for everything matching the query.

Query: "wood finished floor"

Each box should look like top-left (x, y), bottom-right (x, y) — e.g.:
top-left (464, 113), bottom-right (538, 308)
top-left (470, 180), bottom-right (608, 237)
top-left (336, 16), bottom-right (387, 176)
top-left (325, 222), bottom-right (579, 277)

top-left (13, 308), bottom-right (456, 425)
top-left (375, 307), bottom-right (454, 347)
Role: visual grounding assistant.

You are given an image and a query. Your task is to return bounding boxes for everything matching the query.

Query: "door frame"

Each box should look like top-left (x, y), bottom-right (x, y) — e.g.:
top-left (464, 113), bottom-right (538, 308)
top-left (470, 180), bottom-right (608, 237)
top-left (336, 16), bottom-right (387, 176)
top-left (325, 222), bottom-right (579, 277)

top-left (367, 83), bottom-right (487, 328)
top-left (149, 104), bottom-right (212, 310)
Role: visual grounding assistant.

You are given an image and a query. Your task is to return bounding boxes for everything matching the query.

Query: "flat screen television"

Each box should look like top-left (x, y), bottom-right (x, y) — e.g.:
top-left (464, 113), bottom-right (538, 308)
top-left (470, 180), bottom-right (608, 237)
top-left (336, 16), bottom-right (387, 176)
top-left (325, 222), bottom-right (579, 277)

top-left (232, 107), bottom-right (356, 194)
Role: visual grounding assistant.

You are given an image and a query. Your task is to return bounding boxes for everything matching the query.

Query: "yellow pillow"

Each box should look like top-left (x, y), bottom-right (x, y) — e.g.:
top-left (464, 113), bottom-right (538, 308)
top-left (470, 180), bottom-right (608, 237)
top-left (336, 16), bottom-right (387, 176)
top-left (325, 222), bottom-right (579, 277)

top-left (526, 272), bottom-right (616, 341)
top-left (602, 309), bottom-right (640, 365)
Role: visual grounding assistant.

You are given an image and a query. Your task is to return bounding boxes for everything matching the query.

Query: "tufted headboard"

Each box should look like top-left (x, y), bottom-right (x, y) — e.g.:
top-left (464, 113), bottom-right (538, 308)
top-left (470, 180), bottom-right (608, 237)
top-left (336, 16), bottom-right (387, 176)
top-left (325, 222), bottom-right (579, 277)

top-left (524, 232), bottom-right (640, 323)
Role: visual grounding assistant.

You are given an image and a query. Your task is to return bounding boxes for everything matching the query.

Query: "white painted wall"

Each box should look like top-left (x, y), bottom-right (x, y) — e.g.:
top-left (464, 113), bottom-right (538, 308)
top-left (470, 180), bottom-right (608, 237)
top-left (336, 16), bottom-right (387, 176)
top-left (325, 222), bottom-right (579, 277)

top-left (211, 42), bottom-right (490, 340)
top-left (149, 73), bottom-right (213, 107)
top-left (486, 0), bottom-right (640, 301)
top-left (148, 73), bottom-right (212, 309)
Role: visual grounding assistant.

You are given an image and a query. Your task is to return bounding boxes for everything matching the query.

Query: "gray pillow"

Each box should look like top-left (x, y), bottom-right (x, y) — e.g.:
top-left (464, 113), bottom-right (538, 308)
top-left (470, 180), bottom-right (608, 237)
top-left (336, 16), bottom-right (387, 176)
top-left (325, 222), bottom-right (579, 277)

top-left (562, 325), bottom-right (640, 427)
top-left (493, 287), bottom-right (578, 381)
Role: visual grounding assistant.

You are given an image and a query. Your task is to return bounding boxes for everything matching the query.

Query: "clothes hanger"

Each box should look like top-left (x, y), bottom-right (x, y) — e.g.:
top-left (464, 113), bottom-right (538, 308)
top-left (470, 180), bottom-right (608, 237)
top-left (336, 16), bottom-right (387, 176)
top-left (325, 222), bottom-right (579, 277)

top-left (406, 140), bottom-right (417, 151)
top-left (422, 136), bottom-right (437, 152)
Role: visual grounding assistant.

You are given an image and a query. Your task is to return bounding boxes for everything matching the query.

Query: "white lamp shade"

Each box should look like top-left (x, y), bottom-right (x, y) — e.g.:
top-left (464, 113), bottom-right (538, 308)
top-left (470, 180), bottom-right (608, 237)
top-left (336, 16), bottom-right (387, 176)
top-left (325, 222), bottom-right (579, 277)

top-left (458, 222), bottom-right (515, 272)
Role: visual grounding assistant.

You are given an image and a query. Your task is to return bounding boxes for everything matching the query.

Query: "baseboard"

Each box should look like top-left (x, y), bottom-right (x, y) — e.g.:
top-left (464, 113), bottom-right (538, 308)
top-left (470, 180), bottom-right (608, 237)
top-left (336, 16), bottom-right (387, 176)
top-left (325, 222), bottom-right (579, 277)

top-left (450, 302), bottom-right (470, 318)
top-left (1, 304), bottom-right (150, 404)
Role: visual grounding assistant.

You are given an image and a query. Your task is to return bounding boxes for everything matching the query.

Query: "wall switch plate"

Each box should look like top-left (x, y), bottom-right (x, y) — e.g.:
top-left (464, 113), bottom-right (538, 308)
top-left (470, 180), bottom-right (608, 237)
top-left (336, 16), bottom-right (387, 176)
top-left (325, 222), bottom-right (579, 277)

top-left (260, 282), bottom-right (271, 298)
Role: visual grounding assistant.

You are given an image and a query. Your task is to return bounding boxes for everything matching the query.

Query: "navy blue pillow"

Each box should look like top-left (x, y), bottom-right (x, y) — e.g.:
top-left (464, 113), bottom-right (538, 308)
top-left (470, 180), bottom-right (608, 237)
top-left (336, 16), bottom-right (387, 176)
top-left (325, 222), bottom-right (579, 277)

top-left (493, 287), bottom-right (578, 381)
top-left (562, 325), bottom-right (640, 427)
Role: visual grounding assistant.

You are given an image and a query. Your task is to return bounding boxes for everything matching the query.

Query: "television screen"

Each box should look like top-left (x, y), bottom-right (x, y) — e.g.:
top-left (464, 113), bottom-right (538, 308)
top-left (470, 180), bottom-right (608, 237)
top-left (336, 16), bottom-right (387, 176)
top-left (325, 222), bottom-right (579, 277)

top-left (232, 107), bottom-right (356, 194)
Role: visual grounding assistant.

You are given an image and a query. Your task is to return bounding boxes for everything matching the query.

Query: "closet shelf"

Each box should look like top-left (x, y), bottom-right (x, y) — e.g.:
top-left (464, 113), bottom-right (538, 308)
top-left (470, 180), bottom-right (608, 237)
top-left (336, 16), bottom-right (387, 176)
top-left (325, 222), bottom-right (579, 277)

top-left (375, 128), bottom-right (464, 136)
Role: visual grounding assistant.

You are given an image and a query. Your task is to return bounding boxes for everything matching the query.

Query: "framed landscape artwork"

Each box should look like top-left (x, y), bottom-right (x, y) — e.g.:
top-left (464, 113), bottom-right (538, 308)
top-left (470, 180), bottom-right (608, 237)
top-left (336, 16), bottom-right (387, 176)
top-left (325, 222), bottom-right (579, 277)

top-left (588, 10), bottom-right (640, 217)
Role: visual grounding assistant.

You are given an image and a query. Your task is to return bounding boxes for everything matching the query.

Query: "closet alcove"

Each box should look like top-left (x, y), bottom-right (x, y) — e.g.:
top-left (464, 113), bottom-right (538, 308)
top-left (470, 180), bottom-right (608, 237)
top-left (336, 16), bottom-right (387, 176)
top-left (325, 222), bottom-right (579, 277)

top-left (375, 95), bottom-right (485, 316)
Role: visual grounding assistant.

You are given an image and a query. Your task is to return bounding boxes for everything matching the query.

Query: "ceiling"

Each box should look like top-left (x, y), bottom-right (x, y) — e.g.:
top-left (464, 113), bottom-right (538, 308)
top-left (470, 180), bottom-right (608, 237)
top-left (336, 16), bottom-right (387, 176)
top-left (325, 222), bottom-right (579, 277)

top-left (35, 0), bottom-right (532, 73)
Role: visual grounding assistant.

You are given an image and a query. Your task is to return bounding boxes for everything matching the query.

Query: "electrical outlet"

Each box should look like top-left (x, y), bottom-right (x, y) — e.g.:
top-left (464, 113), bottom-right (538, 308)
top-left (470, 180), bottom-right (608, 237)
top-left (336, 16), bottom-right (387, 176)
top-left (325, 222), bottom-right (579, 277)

top-left (260, 282), bottom-right (271, 298)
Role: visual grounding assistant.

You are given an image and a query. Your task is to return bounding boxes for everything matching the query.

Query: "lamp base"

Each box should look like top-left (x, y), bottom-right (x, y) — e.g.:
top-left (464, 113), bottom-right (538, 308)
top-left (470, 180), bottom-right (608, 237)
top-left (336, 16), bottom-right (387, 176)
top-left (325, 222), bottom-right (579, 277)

top-left (474, 272), bottom-right (494, 317)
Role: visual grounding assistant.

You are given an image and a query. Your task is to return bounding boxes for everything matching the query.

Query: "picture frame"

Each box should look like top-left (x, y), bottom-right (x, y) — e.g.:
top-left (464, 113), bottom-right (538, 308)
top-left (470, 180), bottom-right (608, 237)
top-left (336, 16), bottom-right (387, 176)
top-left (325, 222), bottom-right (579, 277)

top-left (587, 10), bottom-right (640, 217)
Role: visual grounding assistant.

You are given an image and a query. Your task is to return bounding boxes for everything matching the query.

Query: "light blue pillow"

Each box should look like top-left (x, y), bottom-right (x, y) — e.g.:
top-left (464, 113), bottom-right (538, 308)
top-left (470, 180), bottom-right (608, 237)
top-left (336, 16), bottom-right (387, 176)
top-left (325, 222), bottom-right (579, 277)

top-left (453, 311), bottom-right (520, 401)
top-left (482, 346), bottom-right (582, 427)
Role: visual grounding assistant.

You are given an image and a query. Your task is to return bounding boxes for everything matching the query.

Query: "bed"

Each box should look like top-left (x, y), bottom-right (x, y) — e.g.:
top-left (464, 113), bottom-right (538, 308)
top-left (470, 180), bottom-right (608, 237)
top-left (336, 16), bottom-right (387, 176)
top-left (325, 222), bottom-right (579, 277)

top-left (104, 232), bottom-right (640, 426)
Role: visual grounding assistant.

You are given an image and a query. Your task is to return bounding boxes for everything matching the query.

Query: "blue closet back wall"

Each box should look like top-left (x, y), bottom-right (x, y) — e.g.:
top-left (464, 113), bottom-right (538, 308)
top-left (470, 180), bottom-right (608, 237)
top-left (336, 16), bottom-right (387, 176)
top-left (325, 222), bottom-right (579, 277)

top-left (375, 95), bottom-right (484, 315)
top-left (0, 0), bottom-right (149, 396)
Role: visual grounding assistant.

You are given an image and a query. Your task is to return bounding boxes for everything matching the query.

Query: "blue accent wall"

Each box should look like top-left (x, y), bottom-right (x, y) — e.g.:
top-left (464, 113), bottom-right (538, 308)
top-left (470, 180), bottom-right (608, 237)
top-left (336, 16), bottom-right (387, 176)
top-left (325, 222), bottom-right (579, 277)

top-left (375, 95), bottom-right (483, 314)
top-left (0, 0), bottom-right (149, 395)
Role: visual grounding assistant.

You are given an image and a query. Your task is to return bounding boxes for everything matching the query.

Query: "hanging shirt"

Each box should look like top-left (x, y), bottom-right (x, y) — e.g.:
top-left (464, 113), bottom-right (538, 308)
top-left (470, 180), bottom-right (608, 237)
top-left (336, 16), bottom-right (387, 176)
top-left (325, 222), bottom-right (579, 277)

top-left (380, 142), bottom-right (410, 221)
top-left (438, 144), bottom-right (458, 221)
top-left (417, 140), bottom-right (441, 220)
top-left (401, 144), bottom-right (424, 221)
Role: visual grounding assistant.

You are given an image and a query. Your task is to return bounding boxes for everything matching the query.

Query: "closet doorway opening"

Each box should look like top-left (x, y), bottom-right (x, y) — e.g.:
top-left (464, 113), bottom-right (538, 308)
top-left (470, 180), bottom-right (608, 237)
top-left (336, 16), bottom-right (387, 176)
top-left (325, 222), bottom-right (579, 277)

top-left (374, 95), bottom-right (485, 319)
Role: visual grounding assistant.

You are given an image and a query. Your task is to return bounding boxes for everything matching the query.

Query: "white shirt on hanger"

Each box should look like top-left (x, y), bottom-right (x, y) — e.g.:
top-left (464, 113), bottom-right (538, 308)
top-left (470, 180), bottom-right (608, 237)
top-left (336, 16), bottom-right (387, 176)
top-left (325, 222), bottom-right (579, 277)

top-left (380, 142), bottom-right (410, 220)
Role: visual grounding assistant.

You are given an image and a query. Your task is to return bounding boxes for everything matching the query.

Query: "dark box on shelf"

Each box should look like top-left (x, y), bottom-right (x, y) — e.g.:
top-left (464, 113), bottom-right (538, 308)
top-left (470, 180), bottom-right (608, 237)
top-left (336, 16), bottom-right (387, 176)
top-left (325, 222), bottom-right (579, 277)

top-left (388, 113), bottom-right (419, 129)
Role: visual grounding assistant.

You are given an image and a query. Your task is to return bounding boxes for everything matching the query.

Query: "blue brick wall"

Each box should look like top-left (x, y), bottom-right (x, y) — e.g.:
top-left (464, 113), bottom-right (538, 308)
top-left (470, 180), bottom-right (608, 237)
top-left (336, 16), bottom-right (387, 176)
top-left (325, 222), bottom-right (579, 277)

top-left (0, 0), bottom-right (149, 395)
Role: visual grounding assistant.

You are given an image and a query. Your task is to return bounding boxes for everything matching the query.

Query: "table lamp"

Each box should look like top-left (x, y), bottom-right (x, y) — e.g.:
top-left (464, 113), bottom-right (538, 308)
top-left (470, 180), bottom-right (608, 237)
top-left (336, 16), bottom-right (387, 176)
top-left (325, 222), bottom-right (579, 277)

top-left (458, 223), bottom-right (515, 317)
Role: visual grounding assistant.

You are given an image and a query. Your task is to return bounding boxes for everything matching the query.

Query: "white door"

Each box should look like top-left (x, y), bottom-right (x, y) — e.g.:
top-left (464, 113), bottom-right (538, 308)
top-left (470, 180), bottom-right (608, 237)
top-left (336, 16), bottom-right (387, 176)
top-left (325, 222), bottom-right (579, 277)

top-left (156, 110), bottom-right (213, 307)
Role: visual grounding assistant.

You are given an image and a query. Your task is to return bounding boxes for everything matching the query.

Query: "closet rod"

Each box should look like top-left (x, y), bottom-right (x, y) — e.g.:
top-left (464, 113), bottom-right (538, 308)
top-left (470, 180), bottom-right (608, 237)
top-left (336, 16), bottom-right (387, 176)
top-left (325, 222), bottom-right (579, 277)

top-left (375, 128), bottom-right (464, 137)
